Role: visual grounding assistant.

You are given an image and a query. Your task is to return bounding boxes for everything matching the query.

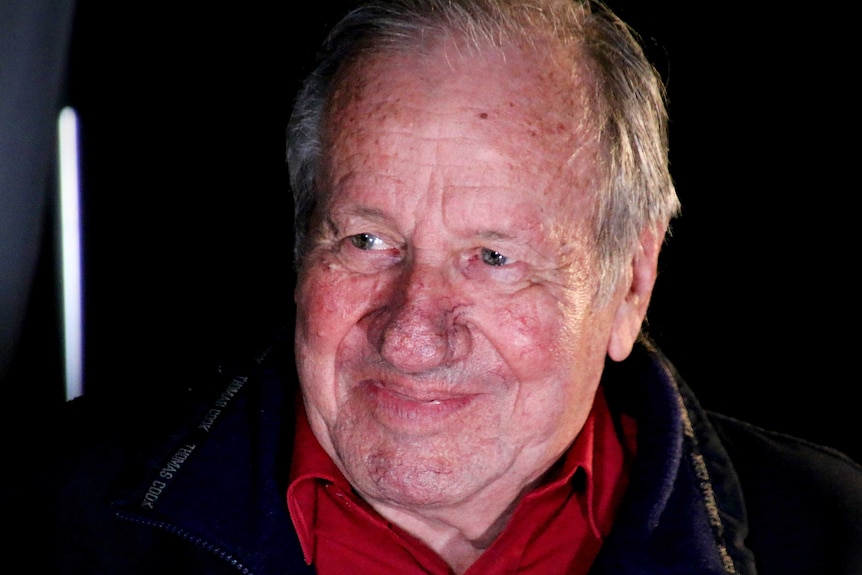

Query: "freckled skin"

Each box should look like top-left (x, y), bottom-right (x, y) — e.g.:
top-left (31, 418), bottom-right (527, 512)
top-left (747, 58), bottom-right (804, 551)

top-left (294, 41), bottom-right (648, 561)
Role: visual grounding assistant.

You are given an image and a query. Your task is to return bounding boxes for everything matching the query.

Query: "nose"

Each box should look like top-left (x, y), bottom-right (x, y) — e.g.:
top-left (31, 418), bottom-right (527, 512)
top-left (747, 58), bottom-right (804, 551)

top-left (368, 263), bottom-right (471, 373)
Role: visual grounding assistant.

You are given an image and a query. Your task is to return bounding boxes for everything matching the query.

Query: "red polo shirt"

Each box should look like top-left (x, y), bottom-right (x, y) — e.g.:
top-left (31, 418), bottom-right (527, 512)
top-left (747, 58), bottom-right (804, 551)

top-left (287, 387), bottom-right (635, 574)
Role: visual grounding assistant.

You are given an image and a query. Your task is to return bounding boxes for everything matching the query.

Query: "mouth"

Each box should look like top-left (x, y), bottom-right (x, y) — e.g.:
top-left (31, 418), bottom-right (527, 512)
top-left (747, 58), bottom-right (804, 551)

top-left (358, 379), bottom-right (477, 426)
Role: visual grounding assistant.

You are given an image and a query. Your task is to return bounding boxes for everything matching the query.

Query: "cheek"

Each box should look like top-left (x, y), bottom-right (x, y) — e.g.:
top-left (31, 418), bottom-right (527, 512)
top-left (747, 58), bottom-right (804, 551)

top-left (484, 291), bottom-right (574, 370)
top-left (295, 262), bottom-right (368, 339)
top-left (295, 263), bottom-right (373, 425)
top-left (487, 289), bottom-right (604, 441)
top-left (481, 281), bottom-right (600, 378)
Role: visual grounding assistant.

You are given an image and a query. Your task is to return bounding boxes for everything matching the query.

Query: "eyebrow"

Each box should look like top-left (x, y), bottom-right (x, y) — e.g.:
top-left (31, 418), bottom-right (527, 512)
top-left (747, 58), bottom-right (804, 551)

top-left (475, 223), bottom-right (545, 248)
top-left (477, 229), bottom-right (517, 241)
top-left (330, 204), bottom-right (391, 224)
top-left (324, 204), bottom-right (387, 234)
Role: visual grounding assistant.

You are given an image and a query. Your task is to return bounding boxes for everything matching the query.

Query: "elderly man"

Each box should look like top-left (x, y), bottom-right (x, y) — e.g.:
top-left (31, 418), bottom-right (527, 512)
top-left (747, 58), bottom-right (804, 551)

top-left (4, 1), bottom-right (860, 574)
top-left (287, 0), bottom-right (676, 572)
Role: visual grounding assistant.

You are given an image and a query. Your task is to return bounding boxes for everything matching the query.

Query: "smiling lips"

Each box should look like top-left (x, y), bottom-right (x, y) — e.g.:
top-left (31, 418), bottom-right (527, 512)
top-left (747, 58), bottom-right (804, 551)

top-left (359, 379), bottom-right (478, 426)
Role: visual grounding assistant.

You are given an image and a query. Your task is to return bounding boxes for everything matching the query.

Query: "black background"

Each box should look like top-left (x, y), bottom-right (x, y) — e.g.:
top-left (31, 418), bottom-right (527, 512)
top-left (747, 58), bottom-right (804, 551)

top-left (10, 1), bottom-right (860, 462)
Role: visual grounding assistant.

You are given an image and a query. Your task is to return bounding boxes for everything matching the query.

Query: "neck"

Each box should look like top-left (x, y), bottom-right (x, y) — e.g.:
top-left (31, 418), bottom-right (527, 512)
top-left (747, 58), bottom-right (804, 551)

top-left (366, 471), bottom-right (548, 573)
top-left (376, 496), bottom-right (521, 574)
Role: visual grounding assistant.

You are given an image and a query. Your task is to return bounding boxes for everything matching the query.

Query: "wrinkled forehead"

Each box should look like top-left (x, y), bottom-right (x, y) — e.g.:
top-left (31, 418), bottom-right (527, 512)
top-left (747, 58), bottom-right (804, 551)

top-left (321, 36), bottom-right (603, 191)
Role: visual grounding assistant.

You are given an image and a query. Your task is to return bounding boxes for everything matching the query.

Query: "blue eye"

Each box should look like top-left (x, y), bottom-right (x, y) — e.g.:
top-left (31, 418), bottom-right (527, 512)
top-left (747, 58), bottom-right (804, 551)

top-left (350, 233), bottom-right (383, 250)
top-left (481, 248), bottom-right (508, 266)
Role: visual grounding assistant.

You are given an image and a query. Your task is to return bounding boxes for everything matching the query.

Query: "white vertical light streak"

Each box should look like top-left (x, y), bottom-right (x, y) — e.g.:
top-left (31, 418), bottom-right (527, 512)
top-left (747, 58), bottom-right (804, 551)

top-left (57, 106), bottom-right (83, 401)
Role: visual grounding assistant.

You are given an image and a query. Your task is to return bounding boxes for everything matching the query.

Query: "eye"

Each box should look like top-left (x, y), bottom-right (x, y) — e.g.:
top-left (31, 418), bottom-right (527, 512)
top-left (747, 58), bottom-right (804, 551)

top-left (350, 233), bottom-right (384, 250)
top-left (481, 248), bottom-right (508, 266)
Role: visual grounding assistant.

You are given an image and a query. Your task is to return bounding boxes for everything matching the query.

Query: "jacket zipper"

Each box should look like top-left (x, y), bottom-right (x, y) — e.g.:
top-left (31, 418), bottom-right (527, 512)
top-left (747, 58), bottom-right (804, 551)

top-left (117, 512), bottom-right (255, 574)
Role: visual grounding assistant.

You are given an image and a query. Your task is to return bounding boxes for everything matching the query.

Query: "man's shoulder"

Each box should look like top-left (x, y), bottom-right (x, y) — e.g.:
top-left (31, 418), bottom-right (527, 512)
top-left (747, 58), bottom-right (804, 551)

top-left (707, 411), bottom-right (862, 575)
top-left (707, 411), bottom-right (862, 491)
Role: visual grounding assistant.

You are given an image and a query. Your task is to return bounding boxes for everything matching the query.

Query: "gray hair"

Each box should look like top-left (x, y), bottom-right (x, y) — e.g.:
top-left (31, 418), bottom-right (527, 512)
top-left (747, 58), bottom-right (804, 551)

top-left (286, 0), bottom-right (680, 302)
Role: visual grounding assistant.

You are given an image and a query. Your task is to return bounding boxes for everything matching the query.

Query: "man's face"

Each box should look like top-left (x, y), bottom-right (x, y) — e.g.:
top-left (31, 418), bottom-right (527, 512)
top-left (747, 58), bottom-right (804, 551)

top-left (294, 46), bottom-right (628, 513)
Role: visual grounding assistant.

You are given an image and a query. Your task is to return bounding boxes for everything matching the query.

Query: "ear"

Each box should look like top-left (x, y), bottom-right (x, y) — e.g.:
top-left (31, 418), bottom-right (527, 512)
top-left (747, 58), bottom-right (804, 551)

top-left (607, 227), bottom-right (663, 362)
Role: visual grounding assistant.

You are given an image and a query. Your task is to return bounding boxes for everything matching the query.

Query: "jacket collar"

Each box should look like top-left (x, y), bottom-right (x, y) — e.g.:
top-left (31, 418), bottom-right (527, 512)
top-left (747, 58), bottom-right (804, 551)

top-left (595, 335), bottom-right (757, 575)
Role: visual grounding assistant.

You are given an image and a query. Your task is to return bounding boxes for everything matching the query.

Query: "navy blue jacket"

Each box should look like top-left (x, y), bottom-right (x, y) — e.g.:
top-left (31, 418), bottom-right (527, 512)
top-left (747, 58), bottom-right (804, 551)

top-left (4, 331), bottom-right (861, 574)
